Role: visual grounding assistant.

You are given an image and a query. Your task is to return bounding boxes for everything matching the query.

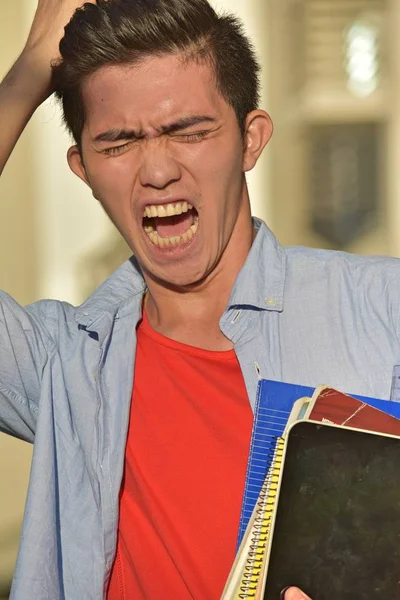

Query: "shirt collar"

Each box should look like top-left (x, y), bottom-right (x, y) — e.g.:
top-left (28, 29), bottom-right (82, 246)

top-left (75, 218), bottom-right (286, 327)
top-left (74, 256), bottom-right (146, 328)
top-left (226, 218), bottom-right (286, 312)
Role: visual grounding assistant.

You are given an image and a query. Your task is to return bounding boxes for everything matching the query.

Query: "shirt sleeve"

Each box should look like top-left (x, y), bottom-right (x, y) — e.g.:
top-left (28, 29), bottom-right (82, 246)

top-left (0, 292), bottom-right (54, 443)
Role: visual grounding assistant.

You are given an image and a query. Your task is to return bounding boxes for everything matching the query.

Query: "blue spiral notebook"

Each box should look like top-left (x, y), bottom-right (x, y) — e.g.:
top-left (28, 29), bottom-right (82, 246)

top-left (236, 379), bottom-right (400, 548)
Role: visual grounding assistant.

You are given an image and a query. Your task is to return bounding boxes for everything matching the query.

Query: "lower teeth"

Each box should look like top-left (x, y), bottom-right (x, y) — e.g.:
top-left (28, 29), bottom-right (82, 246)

top-left (145, 219), bottom-right (198, 248)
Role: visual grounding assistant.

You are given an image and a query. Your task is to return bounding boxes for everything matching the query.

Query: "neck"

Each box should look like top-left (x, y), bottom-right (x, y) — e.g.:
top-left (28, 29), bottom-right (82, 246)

top-left (143, 205), bottom-right (254, 351)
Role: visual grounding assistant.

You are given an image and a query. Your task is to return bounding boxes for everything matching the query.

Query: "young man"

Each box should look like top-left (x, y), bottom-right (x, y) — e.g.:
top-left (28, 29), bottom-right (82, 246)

top-left (0, 1), bottom-right (399, 599)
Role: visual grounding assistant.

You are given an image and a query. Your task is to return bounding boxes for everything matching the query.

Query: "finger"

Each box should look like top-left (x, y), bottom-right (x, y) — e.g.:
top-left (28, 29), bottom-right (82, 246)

top-left (280, 587), bottom-right (313, 600)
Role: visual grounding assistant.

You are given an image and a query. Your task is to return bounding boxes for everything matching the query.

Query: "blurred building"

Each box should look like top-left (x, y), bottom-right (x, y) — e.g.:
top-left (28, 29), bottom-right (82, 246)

top-left (0, 0), bottom-right (398, 596)
top-left (267, 0), bottom-right (398, 256)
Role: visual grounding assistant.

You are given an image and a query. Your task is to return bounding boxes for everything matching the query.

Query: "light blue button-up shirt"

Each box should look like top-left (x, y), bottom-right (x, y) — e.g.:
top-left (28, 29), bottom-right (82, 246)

top-left (1, 219), bottom-right (400, 599)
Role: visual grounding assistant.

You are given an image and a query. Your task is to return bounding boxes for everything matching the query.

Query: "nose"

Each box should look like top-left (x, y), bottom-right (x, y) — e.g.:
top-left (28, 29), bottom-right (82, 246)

top-left (138, 138), bottom-right (181, 189)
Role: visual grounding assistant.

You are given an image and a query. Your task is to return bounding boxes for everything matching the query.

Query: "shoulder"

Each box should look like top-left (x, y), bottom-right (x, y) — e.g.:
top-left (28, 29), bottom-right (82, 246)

top-left (2, 255), bottom-right (145, 339)
top-left (284, 245), bottom-right (400, 289)
top-left (281, 246), bottom-right (400, 324)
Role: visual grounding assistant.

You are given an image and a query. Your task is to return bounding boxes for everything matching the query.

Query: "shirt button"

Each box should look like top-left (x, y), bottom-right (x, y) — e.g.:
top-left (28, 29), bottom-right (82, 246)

top-left (265, 297), bottom-right (276, 307)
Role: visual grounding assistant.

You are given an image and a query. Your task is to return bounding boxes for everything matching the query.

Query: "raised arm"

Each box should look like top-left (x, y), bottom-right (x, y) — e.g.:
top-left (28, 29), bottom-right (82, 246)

top-left (0, 0), bottom-right (93, 175)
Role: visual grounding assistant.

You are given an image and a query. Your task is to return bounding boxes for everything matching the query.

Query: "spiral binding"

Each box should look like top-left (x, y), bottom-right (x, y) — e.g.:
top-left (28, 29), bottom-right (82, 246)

top-left (238, 437), bottom-right (285, 599)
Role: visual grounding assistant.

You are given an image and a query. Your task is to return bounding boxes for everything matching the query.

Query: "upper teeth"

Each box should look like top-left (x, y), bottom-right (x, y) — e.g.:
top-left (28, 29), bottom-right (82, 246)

top-left (144, 202), bottom-right (193, 219)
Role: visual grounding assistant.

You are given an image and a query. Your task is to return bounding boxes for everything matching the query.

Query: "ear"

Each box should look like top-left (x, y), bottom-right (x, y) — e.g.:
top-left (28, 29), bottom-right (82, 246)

top-left (67, 145), bottom-right (90, 187)
top-left (242, 110), bottom-right (273, 172)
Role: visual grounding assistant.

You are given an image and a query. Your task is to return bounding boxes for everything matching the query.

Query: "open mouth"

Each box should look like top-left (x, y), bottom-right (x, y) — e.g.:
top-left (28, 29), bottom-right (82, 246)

top-left (143, 201), bottom-right (199, 248)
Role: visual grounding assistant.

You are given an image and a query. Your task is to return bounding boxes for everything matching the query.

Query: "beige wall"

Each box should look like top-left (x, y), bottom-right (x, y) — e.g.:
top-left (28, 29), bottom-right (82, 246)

top-left (0, 2), bottom-right (35, 592)
top-left (0, 2), bottom-right (38, 303)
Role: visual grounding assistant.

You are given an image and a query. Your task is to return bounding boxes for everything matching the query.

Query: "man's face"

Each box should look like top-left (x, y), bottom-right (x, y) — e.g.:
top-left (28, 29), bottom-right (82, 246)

top-left (71, 54), bottom-right (262, 288)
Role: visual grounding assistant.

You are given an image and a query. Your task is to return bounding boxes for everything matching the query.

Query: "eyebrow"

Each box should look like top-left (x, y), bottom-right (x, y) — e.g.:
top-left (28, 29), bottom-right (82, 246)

top-left (92, 115), bottom-right (216, 143)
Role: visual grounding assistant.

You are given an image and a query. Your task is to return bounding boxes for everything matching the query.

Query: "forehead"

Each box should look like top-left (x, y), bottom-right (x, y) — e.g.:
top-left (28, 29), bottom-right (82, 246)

top-left (81, 54), bottom-right (228, 134)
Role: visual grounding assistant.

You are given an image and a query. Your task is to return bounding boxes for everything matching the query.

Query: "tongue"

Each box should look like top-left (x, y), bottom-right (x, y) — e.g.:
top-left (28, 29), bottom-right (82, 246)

top-left (155, 213), bottom-right (193, 238)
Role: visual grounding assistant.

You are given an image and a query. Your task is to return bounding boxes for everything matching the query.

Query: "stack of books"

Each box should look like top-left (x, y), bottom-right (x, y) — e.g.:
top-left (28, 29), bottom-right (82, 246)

top-left (222, 381), bottom-right (400, 600)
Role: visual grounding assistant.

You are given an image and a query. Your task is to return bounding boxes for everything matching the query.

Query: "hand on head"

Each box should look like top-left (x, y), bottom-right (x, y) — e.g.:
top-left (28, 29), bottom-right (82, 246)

top-left (23, 0), bottom-right (96, 96)
top-left (0, 0), bottom-right (99, 176)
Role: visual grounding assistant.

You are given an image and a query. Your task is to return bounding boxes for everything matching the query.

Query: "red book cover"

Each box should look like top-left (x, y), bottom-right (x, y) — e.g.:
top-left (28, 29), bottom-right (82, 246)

top-left (308, 387), bottom-right (400, 436)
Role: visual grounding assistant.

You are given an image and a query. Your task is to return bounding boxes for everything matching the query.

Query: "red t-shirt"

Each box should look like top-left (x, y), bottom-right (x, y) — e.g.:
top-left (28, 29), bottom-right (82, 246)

top-left (107, 311), bottom-right (253, 599)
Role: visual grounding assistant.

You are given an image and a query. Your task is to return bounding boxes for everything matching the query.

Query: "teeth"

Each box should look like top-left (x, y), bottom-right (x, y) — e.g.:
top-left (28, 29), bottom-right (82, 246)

top-left (157, 205), bottom-right (167, 218)
top-left (169, 236), bottom-right (180, 247)
top-left (143, 201), bottom-right (192, 219)
top-left (145, 217), bottom-right (198, 248)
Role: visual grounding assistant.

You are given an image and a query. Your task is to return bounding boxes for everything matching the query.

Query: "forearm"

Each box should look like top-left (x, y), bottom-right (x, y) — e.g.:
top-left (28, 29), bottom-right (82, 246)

top-left (0, 53), bottom-right (50, 176)
top-left (0, 0), bottom-right (94, 176)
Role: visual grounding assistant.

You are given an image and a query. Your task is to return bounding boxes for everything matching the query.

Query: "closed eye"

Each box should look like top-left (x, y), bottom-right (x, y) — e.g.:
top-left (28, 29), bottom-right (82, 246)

top-left (101, 130), bottom-right (209, 155)
top-left (102, 142), bottom-right (134, 156)
top-left (172, 131), bottom-right (209, 142)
